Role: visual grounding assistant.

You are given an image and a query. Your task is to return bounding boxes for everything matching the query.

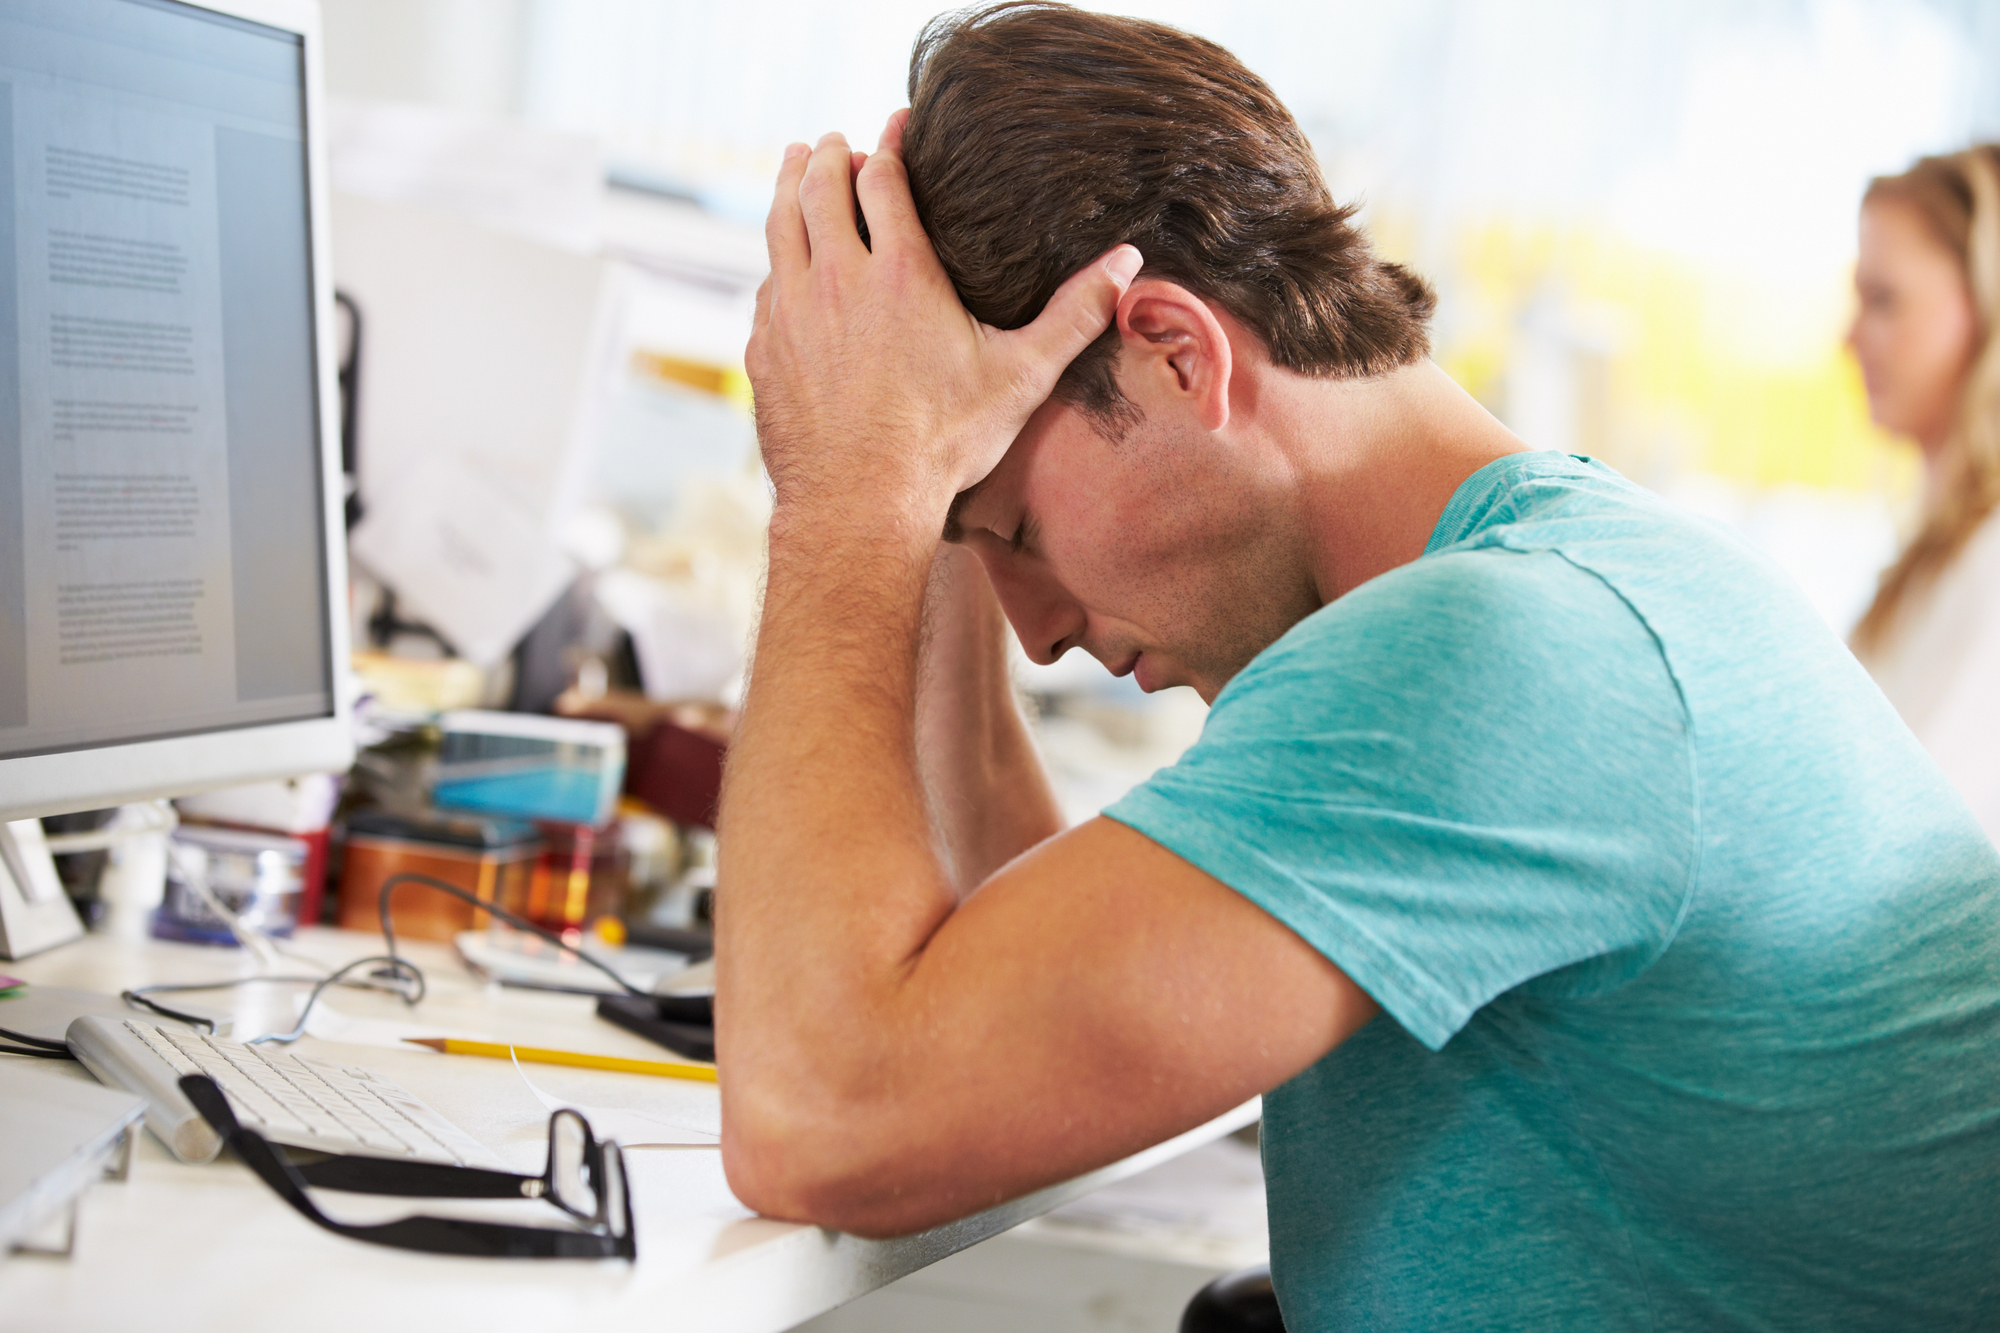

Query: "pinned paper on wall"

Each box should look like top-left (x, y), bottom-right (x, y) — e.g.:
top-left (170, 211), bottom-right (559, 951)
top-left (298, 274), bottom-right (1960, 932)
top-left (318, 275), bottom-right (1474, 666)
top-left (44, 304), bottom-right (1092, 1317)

top-left (349, 456), bottom-right (578, 666)
top-left (332, 191), bottom-right (623, 666)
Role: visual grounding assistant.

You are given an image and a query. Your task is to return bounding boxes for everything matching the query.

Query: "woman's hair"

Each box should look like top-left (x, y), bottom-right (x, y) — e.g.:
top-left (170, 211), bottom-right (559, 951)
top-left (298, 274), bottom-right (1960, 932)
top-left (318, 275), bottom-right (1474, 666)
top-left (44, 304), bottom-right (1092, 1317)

top-left (900, 2), bottom-right (1435, 434)
top-left (1852, 144), bottom-right (2000, 652)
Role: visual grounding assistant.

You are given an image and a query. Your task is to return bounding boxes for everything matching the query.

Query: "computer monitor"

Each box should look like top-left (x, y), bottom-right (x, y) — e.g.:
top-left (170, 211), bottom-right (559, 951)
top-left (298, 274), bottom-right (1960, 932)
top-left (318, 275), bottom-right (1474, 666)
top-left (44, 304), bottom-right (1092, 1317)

top-left (0, 0), bottom-right (352, 953)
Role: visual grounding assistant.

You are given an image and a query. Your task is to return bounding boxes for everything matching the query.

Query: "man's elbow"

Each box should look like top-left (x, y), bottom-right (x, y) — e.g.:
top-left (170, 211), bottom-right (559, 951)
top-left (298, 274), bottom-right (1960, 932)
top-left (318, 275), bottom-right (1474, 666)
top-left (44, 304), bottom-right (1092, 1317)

top-left (719, 1112), bottom-right (839, 1227)
top-left (720, 1092), bottom-right (967, 1239)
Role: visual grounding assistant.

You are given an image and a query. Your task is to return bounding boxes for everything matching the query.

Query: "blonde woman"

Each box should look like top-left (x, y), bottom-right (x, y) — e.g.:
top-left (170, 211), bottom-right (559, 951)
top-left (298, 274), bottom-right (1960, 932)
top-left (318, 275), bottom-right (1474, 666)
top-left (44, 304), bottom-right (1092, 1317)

top-left (1849, 145), bottom-right (2000, 840)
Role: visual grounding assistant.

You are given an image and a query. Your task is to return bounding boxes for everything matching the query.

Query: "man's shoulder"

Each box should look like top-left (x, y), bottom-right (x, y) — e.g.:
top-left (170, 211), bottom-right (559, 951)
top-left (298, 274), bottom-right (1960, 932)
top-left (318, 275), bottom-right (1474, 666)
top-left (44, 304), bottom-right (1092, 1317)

top-left (1240, 452), bottom-right (1798, 714)
top-left (1427, 451), bottom-right (1678, 547)
top-left (1228, 541), bottom-right (1658, 708)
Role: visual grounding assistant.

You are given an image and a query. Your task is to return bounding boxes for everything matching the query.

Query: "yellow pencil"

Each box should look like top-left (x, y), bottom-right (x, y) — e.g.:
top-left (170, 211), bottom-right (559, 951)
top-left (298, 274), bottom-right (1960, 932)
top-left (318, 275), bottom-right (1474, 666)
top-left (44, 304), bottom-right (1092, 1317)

top-left (403, 1037), bottom-right (718, 1083)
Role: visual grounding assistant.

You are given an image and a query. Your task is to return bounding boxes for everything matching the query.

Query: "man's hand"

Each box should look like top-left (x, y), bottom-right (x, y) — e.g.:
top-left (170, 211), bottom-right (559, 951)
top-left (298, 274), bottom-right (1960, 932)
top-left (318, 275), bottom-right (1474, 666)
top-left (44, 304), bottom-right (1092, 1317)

top-left (745, 111), bottom-right (1142, 528)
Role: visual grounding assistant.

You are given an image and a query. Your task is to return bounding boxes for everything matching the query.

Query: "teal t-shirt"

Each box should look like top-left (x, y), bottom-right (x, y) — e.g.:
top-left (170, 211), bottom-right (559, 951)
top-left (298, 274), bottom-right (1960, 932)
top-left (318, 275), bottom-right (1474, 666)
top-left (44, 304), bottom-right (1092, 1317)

top-left (1106, 452), bottom-right (2000, 1330)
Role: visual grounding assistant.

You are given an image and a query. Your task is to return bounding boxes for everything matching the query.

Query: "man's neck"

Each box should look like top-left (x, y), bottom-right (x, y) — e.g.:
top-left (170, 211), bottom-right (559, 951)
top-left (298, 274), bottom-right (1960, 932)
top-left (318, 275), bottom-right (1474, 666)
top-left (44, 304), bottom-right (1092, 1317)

top-left (1257, 360), bottom-right (1530, 604)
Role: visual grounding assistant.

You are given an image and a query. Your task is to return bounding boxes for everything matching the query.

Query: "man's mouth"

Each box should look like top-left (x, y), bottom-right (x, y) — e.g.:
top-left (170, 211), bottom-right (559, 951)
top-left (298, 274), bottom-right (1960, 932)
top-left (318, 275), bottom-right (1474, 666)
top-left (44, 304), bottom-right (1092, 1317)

top-left (1105, 649), bottom-right (1161, 692)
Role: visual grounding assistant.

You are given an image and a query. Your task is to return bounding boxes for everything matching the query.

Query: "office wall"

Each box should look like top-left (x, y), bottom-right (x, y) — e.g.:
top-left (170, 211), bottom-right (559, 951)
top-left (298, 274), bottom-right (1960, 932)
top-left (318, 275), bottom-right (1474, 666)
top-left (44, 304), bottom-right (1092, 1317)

top-left (320, 0), bottom-right (530, 116)
top-left (317, 1), bottom-right (2000, 635)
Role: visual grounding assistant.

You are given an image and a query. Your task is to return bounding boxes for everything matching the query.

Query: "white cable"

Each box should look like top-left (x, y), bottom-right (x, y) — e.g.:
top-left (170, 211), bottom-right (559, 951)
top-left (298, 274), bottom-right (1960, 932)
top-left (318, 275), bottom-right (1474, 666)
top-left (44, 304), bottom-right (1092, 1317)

top-left (164, 840), bottom-right (292, 972)
top-left (39, 800), bottom-right (176, 854)
top-left (37, 799), bottom-right (291, 968)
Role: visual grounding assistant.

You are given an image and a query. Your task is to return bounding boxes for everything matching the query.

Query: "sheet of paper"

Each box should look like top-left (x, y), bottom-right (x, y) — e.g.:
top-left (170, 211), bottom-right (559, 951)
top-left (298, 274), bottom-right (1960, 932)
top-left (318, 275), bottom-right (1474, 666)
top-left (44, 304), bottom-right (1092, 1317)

top-left (295, 996), bottom-right (495, 1050)
top-left (1025, 1132), bottom-right (1271, 1271)
top-left (510, 1049), bottom-right (720, 1146)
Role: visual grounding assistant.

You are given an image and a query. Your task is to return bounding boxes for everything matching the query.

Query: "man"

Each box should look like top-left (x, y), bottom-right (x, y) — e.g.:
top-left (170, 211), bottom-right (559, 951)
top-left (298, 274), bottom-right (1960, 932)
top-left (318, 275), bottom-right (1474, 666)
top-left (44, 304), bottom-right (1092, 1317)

top-left (716, 4), bottom-right (2000, 1327)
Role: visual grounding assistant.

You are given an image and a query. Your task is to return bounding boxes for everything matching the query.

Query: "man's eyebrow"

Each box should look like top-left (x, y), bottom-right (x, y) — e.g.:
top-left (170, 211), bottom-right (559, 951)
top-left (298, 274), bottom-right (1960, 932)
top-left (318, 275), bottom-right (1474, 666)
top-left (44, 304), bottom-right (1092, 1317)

top-left (941, 478), bottom-right (988, 543)
top-left (1016, 511), bottom-right (1041, 555)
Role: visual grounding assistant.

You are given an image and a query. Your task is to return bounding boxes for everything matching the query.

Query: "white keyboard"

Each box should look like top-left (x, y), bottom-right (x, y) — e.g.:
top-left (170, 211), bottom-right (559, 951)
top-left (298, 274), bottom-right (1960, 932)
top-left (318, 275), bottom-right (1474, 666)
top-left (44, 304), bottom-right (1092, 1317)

top-left (67, 1015), bottom-right (504, 1169)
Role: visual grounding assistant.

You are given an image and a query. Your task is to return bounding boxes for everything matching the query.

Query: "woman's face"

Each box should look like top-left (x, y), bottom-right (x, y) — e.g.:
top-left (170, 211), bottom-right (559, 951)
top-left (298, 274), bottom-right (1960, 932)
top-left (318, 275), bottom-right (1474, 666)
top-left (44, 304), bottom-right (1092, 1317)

top-left (1849, 197), bottom-right (1979, 453)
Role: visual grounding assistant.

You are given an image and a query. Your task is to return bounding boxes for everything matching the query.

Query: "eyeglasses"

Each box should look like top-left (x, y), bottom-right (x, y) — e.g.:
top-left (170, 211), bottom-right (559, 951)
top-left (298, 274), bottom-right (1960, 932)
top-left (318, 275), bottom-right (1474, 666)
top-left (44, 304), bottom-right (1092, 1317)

top-left (179, 1074), bottom-right (635, 1260)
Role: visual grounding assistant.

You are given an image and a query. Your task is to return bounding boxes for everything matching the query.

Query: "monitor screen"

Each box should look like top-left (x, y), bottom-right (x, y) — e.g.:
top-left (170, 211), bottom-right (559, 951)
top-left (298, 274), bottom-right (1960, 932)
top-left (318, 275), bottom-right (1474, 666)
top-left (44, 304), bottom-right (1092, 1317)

top-left (0, 0), bottom-right (331, 764)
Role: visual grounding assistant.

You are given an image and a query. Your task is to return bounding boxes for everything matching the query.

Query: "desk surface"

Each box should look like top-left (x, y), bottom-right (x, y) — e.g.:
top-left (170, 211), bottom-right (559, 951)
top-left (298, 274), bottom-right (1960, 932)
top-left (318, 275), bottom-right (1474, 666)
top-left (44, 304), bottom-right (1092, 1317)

top-left (0, 926), bottom-right (1257, 1333)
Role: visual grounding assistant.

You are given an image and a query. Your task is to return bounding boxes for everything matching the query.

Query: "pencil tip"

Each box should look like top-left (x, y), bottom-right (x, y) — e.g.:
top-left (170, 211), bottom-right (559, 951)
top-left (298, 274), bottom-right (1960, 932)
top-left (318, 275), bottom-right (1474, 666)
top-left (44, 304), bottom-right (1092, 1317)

top-left (404, 1037), bottom-right (447, 1050)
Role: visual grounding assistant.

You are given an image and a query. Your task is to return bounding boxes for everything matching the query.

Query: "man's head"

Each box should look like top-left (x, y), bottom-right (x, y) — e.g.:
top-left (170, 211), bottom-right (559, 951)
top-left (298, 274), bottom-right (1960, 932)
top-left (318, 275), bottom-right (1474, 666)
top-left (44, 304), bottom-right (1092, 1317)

top-left (903, 1), bottom-right (1435, 432)
top-left (906, 2), bottom-right (1437, 699)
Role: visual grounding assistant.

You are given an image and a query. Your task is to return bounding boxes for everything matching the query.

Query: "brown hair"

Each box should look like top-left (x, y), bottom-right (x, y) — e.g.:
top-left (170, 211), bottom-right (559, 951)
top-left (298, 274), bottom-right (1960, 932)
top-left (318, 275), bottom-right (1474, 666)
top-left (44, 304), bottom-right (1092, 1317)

top-left (1853, 145), bottom-right (2000, 652)
top-left (901, 2), bottom-right (1436, 432)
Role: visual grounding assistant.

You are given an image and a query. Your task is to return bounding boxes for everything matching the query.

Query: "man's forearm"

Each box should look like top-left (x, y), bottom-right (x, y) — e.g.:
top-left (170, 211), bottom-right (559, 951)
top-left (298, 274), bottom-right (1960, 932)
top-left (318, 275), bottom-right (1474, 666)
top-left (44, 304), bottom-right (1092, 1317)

top-left (715, 503), bottom-right (958, 1167)
top-left (720, 124), bottom-right (1144, 1222)
top-left (916, 545), bottom-right (1065, 894)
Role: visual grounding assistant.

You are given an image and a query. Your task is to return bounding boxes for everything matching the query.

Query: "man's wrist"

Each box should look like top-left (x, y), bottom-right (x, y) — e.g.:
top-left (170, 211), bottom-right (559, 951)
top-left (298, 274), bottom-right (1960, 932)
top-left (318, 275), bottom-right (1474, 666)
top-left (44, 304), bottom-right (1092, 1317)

top-left (767, 485), bottom-right (951, 556)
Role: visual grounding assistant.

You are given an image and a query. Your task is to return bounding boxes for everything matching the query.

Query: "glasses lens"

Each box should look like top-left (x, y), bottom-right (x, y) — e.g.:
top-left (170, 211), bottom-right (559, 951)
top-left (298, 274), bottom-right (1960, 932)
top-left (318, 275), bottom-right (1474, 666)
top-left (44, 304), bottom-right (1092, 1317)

top-left (548, 1112), bottom-right (597, 1219)
top-left (601, 1144), bottom-right (628, 1236)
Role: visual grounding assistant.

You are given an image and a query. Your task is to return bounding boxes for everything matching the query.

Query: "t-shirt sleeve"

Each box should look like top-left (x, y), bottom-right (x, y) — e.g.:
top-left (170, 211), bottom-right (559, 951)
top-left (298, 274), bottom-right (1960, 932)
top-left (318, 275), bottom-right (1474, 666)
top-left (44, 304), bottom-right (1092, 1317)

top-left (1105, 547), bottom-right (1700, 1050)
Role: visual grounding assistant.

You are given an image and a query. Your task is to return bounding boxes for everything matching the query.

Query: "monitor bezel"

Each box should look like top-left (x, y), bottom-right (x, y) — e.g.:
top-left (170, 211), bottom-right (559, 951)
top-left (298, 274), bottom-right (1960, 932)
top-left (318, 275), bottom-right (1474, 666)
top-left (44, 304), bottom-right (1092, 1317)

top-left (0, 0), bottom-right (355, 821)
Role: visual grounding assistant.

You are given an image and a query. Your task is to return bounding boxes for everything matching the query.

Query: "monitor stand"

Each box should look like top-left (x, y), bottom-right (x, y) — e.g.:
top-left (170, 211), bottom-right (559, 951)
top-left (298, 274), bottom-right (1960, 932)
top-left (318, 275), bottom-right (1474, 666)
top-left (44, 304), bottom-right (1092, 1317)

top-left (0, 819), bottom-right (84, 960)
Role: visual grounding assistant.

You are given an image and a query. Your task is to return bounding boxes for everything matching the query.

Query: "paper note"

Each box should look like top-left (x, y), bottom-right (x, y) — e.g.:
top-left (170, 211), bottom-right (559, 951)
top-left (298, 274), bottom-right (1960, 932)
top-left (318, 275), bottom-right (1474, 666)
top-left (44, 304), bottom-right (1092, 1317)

top-left (295, 997), bottom-right (494, 1050)
top-left (510, 1049), bottom-right (720, 1146)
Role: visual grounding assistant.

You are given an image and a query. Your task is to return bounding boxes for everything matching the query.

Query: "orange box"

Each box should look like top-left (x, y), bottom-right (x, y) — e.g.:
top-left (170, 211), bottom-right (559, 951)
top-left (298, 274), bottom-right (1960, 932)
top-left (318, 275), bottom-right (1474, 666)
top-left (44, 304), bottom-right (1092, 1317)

top-left (518, 820), bottom-right (630, 935)
top-left (336, 811), bottom-right (540, 943)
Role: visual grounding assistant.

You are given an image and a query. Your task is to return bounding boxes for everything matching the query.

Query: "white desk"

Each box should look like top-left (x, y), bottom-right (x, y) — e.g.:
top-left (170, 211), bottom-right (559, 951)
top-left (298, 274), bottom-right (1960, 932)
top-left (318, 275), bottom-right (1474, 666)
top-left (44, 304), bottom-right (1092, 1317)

top-left (0, 926), bottom-right (1257, 1333)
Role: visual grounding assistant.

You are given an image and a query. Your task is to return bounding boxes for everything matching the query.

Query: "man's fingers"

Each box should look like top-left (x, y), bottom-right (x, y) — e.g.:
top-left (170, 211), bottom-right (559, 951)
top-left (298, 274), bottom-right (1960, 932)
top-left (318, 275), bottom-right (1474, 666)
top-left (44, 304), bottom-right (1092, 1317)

top-left (1005, 245), bottom-right (1144, 389)
top-left (796, 133), bottom-right (865, 263)
top-left (855, 112), bottom-right (927, 261)
top-left (879, 107), bottom-right (910, 156)
top-left (766, 143), bottom-right (811, 274)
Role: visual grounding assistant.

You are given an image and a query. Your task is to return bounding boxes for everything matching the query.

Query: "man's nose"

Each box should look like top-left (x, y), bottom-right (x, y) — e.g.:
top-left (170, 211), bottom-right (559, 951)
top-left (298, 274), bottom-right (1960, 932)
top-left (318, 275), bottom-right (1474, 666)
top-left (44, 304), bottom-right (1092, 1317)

top-left (981, 557), bottom-right (1087, 666)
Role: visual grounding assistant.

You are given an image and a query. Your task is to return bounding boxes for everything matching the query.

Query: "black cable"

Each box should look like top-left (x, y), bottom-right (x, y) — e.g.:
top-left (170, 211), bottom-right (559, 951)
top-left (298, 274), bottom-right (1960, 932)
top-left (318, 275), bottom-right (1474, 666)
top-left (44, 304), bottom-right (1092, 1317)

top-left (375, 872), bottom-right (651, 1000)
top-left (122, 989), bottom-right (221, 1032)
top-left (0, 1023), bottom-right (76, 1060)
top-left (100, 871), bottom-right (657, 1049)
top-left (256, 871), bottom-right (652, 1045)
top-left (122, 969), bottom-right (422, 1042)
top-left (0, 1022), bottom-right (70, 1052)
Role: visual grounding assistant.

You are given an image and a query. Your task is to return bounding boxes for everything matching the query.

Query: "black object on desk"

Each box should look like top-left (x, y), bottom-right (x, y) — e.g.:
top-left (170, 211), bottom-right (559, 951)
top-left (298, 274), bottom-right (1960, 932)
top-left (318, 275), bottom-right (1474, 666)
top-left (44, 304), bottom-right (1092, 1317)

top-left (595, 992), bottom-right (714, 1063)
top-left (621, 921), bottom-right (713, 961)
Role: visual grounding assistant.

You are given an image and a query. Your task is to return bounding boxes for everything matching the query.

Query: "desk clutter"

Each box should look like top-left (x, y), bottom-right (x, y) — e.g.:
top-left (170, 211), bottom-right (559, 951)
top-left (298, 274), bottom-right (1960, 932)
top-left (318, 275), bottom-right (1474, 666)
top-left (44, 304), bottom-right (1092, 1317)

top-left (3, 664), bottom-right (729, 1268)
top-left (1, 618), bottom-right (729, 1266)
top-left (3, 772), bottom-right (724, 1264)
top-left (22, 688), bottom-right (728, 967)
top-left (0, 946), bottom-right (719, 1262)
top-left (30, 688), bottom-right (725, 1045)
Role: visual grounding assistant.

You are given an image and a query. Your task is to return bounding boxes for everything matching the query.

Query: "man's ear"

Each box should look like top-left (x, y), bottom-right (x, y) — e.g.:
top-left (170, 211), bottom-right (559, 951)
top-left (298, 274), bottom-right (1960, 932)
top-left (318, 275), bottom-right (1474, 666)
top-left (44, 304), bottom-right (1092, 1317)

top-left (1115, 279), bottom-right (1233, 432)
